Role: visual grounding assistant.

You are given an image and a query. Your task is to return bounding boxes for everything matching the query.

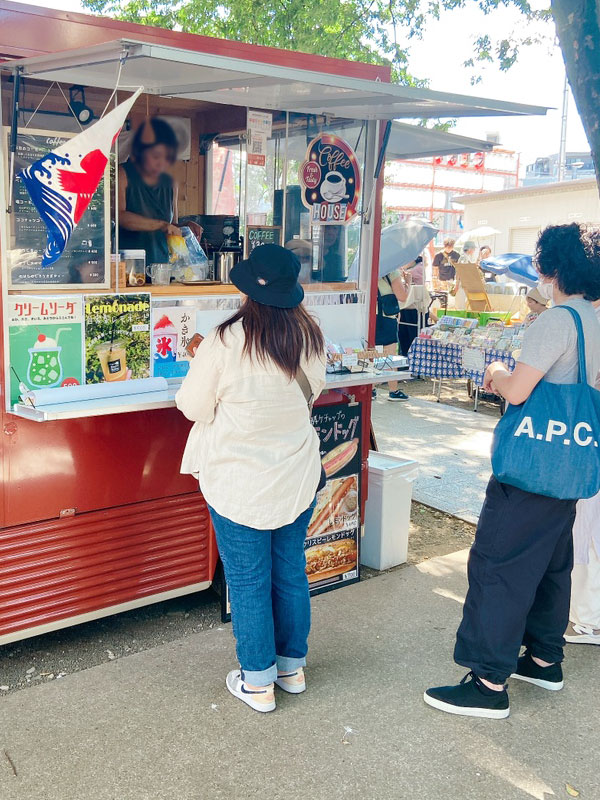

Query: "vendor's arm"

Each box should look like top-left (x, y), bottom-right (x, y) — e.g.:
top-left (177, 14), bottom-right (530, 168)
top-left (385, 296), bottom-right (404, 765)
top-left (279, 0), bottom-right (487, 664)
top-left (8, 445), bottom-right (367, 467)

top-left (118, 166), bottom-right (180, 235)
top-left (175, 331), bottom-right (223, 424)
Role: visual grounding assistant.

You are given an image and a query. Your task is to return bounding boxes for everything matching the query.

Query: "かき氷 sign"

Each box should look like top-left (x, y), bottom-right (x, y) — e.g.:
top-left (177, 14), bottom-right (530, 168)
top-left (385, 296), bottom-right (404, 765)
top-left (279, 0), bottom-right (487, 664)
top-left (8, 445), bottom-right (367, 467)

top-left (299, 134), bottom-right (361, 225)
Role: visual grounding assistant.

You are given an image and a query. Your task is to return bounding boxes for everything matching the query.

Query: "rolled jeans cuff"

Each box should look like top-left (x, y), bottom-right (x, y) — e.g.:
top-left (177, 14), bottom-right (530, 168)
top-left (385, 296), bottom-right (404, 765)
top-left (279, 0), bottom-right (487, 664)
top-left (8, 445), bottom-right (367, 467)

top-left (276, 655), bottom-right (307, 673)
top-left (241, 663), bottom-right (277, 687)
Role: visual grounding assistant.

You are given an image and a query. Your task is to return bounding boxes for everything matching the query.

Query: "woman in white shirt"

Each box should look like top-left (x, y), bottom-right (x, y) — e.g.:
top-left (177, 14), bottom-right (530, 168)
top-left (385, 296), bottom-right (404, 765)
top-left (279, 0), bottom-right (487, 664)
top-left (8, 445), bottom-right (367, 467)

top-left (176, 245), bottom-right (326, 713)
top-left (567, 299), bottom-right (600, 645)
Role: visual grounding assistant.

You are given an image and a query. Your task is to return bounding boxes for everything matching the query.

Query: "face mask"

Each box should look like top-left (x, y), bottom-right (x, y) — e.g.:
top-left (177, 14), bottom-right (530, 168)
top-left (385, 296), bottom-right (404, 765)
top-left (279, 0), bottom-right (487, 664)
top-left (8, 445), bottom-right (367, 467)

top-left (536, 280), bottom-right (554, 302)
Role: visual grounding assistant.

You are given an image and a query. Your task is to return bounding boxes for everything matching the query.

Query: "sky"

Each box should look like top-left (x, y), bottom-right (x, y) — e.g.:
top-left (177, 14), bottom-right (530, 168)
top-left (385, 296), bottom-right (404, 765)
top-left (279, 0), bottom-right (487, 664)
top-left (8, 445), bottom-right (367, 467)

top-left (405, 4), bottom-right (589, 171)
top-left (14, 0), bottom-right (590, 171)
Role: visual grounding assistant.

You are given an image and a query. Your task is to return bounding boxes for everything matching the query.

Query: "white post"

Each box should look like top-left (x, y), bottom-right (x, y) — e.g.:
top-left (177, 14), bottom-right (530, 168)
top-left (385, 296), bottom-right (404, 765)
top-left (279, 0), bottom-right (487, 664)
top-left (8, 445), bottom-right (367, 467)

top-left (558, 72), bottom-right (569, 183)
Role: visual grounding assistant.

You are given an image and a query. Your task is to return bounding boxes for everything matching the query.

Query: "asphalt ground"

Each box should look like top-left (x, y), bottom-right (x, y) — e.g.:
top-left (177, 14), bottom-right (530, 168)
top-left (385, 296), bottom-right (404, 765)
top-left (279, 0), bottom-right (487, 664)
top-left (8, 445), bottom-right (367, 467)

top-left (1, 549), bottom-right (598, 800)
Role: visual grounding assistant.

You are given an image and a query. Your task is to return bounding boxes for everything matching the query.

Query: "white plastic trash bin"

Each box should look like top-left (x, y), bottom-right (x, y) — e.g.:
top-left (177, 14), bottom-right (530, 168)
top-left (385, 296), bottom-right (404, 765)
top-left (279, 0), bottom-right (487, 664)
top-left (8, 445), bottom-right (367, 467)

top-left (361, 451), bottom-right (419, 570)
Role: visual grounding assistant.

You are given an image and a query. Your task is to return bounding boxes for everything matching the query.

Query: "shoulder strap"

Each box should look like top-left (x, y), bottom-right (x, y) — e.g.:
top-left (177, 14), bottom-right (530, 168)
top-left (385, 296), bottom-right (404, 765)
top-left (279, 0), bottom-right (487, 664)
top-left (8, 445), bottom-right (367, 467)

top-left (295, 366), bottom-right (314, 412)
top-left (378, 275), bottom-right (393, 294)
top-left (556, 305), bottom-right (587, 385)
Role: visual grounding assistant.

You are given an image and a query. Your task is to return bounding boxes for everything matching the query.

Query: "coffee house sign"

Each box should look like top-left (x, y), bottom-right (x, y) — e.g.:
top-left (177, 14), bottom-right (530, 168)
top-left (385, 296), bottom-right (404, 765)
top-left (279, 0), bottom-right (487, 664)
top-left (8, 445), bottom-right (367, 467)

top-left (299, 134), bottom-right (361, 225)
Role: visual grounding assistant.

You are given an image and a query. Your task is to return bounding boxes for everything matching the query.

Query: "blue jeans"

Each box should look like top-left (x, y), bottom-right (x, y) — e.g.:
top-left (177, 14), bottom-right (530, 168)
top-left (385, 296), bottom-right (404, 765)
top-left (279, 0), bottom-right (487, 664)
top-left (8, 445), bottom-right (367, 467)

top-left (209, 502), bottom-right (315, 687)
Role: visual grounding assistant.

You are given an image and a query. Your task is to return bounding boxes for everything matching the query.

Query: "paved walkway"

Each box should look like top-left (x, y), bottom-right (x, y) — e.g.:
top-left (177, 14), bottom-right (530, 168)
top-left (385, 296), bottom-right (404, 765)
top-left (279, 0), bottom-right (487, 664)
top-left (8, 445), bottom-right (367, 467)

top-left (372, 396), bottom-right (497, 523)
top-left (1, 549), bottom-right (598, 800)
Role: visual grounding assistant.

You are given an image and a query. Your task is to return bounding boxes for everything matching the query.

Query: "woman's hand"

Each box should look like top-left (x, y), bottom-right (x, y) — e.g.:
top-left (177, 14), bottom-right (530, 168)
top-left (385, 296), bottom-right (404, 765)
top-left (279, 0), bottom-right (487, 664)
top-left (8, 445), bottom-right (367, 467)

top-left (163, 223), bottom-right (182, 236)
top-left (185, 221), bottom-right (204, 241)
top-left (484, 362), bottom-right (506, 394)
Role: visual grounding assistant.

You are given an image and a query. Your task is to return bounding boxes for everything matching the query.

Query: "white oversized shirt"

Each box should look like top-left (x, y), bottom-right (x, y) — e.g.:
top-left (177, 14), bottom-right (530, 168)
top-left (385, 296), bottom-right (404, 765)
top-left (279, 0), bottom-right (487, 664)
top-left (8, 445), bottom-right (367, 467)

top-left (176, 320), bottom-right (327, 530)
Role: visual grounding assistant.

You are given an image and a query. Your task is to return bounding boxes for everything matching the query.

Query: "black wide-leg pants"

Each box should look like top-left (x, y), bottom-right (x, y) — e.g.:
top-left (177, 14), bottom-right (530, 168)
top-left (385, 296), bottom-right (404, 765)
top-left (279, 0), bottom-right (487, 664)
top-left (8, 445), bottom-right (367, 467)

top-left (454, 476), bottom-right (577, 685)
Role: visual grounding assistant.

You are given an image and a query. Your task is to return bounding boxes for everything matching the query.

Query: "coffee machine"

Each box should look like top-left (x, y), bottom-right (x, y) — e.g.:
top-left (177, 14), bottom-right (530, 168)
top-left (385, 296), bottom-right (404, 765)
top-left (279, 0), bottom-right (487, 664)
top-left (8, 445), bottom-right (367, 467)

top-left (180, 214), bottom-right (242, 282)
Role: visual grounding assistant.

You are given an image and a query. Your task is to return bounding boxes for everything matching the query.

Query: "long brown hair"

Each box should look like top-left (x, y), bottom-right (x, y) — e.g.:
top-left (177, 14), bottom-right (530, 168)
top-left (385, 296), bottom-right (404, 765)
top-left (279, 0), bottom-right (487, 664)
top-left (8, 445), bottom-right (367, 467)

top-left (217, 298), bottom-right (324, 379)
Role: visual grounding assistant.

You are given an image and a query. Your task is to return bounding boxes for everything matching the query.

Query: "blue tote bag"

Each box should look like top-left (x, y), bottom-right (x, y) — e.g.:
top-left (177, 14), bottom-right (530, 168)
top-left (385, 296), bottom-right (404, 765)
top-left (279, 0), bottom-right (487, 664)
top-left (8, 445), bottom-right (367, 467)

top-left (491, 306), bottom-right (600, 500)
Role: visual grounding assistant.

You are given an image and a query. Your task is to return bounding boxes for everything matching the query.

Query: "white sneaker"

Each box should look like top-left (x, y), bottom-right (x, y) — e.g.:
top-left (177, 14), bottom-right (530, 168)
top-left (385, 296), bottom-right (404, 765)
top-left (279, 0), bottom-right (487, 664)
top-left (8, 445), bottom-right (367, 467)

top-left (226, 670), bottom-right (276, 713)
top-left (275, 667), bottom-right (306, 694)
top-left (565, 622), bottom-right (600, 645)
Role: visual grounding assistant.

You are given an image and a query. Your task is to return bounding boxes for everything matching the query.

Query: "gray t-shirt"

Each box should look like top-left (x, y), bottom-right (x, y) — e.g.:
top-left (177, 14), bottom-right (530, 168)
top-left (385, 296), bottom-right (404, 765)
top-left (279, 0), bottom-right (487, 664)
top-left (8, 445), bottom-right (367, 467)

top-left (518, 297), bottom-right (600, 387)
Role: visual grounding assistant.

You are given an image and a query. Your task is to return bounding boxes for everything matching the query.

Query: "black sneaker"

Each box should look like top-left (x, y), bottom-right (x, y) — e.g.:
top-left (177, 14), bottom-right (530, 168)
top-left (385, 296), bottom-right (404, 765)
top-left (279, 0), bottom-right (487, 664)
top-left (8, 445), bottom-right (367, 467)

top-left (510, 652), bottom-right (563, 691)
top-left (388, 390), bottom-right (409, 402)
top-left (424, 672), bottom-right (510, 719)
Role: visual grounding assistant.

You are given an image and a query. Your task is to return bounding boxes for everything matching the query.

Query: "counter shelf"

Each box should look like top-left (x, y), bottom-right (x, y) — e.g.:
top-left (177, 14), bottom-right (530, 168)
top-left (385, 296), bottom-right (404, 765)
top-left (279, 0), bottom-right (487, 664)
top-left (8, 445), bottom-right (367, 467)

top-left (11, 369), bottom-right (411, 422)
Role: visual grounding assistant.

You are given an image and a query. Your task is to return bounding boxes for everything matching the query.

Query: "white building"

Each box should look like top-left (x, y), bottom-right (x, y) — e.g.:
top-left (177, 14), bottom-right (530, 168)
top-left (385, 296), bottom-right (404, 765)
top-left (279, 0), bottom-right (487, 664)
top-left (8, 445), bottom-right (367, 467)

top-left (458, 177), bottom-right (600, 255)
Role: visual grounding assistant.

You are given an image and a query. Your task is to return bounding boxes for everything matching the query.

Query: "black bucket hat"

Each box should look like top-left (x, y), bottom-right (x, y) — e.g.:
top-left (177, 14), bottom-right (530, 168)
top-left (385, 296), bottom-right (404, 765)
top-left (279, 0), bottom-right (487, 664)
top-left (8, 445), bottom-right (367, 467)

top-left (230, 244), bottom-right (304, 309)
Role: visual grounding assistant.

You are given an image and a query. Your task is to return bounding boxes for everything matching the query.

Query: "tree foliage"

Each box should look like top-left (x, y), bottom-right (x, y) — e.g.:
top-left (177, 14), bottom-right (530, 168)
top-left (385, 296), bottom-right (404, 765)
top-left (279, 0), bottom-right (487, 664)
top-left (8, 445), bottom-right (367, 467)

top-left (81, 0), bottom-right (547, 85)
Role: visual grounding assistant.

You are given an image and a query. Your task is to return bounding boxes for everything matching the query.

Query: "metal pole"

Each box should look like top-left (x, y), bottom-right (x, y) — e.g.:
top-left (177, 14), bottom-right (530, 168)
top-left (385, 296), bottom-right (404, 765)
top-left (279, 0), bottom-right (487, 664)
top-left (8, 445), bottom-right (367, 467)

top-left (7, 67), bottom-right (22, 213)
top-left (281, 112), bottom-right (288, 245)
top-left (242, 108), bottom-right (249, 257)
top-left (114, 91), bottom-right (120, 290)
top-left (558, 72), bottom-right (569, 182)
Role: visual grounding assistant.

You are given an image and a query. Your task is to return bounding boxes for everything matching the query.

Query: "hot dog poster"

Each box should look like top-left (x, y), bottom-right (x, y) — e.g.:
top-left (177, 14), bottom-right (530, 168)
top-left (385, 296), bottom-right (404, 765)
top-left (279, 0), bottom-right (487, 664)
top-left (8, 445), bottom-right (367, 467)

top-left (306, 403), bottom-right (362, 593)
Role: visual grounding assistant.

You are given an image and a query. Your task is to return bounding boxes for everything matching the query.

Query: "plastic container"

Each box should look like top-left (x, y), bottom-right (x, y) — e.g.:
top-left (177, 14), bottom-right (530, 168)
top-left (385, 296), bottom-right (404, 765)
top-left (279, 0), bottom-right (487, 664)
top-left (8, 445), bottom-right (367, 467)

top-left (361, 451), bottom-right (418, 570)
top-left (122, 249), bottom-right (146, 287)
top-left (181, 227), bottom-right (207, 265)
top-left (168, 227), bottom-right (210, 281)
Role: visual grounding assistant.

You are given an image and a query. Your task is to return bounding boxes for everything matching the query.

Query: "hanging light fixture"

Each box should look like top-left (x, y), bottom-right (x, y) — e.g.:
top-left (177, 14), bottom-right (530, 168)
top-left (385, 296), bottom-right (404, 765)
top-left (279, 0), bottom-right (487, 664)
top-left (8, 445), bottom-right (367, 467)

top-left (69, 85), bottom-right (95, 126)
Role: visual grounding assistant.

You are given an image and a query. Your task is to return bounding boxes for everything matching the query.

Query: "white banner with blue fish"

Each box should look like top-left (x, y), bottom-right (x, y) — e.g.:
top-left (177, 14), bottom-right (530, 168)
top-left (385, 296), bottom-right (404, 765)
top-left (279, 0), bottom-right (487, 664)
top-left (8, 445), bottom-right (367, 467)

top-left (19, 88), bottom-right (142, 267)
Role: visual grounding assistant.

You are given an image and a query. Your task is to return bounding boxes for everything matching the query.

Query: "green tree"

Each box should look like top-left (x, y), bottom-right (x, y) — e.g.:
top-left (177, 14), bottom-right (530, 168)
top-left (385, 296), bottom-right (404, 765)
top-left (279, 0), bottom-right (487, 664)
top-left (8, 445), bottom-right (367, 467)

top-left (82, 0), bottom-right (600, 183)
top-left (80, 0), bottom-right (423, 84)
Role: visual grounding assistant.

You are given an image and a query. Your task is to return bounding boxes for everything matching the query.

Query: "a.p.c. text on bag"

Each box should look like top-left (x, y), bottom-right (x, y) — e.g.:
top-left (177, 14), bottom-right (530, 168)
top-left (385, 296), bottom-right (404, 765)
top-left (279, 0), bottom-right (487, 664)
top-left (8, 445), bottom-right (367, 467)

top-left (491, 306), bottom-right (600, 500)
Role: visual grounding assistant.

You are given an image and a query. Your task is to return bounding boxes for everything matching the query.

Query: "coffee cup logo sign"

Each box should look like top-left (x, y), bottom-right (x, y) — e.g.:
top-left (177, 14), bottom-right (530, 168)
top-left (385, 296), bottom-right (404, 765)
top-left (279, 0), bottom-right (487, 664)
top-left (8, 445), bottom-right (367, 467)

top-left (299, 134), bottom-right (361, 225)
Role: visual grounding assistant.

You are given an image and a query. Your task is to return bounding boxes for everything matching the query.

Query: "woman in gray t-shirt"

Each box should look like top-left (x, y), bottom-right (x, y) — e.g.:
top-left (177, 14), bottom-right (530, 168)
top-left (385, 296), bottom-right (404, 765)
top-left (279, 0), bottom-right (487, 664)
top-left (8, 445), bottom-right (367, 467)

top-left (425, 223), bottom-right (600, 719)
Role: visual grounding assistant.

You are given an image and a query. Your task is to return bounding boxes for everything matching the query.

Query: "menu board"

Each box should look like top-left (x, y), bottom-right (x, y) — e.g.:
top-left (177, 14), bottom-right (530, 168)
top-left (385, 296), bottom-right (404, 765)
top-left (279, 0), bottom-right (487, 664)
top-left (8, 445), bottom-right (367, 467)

top-left (5, 128), bottom-right (109, 289)
top-left (307, 403), bottom-right (362, 593)
top-left (246, 225), bottom-right (281, 254)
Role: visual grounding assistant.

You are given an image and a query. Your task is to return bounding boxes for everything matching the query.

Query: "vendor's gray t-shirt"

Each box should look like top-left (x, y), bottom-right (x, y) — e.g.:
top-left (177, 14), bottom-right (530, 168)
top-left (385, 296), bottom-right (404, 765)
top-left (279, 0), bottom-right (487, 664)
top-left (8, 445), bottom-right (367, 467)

top-left (518, 297), bottom-right (600, 387)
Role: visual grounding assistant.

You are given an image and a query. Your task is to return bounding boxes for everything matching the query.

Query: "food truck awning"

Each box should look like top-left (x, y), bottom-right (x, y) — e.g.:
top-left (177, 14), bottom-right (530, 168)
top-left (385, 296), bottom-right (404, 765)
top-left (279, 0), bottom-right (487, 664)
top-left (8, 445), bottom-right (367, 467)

top-left (387, 122), bottom-right (494, 159)
top-left (3, 39), bottom-right (548, 121)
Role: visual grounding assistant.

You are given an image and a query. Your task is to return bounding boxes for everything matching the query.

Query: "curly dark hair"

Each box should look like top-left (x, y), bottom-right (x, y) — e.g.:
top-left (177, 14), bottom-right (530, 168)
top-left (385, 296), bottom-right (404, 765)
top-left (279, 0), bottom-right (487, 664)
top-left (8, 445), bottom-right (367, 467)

top-left (535, 223), bottom-right (600, 301)
top-left (131, 118), bottom-right (178, 165)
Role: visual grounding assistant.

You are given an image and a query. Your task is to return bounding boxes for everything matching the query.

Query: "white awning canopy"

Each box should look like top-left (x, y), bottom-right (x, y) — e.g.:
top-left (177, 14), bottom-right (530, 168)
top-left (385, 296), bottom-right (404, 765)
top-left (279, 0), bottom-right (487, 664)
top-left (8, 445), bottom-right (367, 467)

top-left (387, 122), bottom-right (495, 160)
top-left (3, 39), bottom-right (548, 122)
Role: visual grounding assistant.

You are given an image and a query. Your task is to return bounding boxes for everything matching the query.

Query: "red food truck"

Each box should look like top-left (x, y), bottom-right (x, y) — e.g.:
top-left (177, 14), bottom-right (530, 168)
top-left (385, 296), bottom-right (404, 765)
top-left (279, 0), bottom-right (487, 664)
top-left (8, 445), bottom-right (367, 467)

top-left (0, 0), bottom-right (546, 644)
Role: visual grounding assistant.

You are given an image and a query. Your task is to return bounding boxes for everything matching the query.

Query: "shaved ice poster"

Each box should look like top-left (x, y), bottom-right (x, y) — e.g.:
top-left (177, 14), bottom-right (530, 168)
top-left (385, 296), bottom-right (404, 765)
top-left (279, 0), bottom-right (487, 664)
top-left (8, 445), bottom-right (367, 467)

top-left (151, 307), bottom-right (194, 379)
top-left (5, 128), bottom-right (110, 290)
top-left (7, 296), bottom-right (84, 407)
